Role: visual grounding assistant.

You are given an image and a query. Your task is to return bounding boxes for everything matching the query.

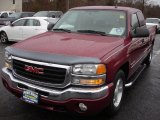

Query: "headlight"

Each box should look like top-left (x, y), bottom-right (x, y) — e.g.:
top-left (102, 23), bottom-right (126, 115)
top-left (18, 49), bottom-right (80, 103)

top-left (4, 51), bottom-right (12, 69)
top-left (72, 64), bottom-right (106, 86)
top-left (5, 51), bottom-right (12, 62)
top-left (72, 64), bottom-right (106, 75)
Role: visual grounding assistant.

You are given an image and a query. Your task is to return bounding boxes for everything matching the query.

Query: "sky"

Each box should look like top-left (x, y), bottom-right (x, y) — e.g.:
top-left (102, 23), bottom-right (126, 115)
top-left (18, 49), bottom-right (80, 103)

top-left (150, 0), bottom-right (160, 5)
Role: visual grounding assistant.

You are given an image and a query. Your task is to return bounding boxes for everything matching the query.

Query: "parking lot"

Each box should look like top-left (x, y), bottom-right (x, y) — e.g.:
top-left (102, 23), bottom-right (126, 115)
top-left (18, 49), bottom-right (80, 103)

top-left (0, 35), bottom-right (159, 120)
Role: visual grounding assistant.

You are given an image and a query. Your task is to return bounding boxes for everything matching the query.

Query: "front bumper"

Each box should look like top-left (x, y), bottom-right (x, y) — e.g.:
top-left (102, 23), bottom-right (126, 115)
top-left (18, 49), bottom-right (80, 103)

top-left (1, 68), bottom-right (114, 114)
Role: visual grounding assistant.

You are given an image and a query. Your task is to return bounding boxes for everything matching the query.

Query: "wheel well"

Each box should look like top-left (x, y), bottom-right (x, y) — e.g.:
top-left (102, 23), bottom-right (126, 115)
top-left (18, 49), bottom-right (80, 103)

top-left (0, 31), bottom-right (5, 34)
top-left (119, 62), bottom-right (129, 80)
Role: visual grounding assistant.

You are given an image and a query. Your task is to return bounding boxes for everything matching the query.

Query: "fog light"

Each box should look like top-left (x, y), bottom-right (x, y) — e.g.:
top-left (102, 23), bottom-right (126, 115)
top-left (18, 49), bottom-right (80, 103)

top-left (5, 62), bottom-right (12, 69)
top-left (79, 103), bottom-right (88, 112)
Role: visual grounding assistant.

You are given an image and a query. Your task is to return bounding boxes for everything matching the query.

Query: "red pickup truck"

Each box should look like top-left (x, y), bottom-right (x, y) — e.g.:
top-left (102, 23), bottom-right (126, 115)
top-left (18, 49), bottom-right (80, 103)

top-left (1, 6), bottom-right (156, 115)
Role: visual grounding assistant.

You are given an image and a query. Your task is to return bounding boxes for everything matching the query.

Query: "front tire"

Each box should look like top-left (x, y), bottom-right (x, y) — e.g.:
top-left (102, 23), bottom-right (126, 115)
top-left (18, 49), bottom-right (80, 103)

top-left (144, 47), bottom-right (153, 67)
top-left (106, 70), bottom-right (125, 116)
top-left (0, 32), bottom-right (8, 43)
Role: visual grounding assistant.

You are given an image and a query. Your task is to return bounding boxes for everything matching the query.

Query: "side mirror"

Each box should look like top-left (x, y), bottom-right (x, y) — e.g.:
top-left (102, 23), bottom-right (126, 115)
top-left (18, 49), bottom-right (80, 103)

top-left (52, 15), bottom-right (56, 18)
top-left (10, 23), bottom-right (14, 27)
top-left (131, 27), bottom-right (149, 38)
top-left (47, 23), bottom-right (55, 31)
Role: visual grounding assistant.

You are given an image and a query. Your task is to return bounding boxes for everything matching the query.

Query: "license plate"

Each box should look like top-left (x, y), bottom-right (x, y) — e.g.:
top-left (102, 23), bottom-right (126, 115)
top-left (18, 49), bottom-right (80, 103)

top-left (22, 90), bottom-right (39, 104)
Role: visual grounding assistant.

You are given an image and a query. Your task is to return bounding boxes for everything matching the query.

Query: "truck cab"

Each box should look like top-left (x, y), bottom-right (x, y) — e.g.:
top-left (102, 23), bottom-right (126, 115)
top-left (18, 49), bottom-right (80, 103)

top-left (1, 6), bottom-right (156, 116)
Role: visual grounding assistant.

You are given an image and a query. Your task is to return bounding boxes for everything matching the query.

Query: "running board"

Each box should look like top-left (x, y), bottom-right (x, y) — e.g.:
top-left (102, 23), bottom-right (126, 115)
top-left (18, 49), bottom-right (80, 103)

top-left (125, 65), bottom-right (146, 88)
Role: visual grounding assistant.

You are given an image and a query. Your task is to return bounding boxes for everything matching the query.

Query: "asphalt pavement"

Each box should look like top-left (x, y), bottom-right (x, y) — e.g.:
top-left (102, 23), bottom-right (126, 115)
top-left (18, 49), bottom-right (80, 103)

top-left (0, 35), bottom-right (160, 120)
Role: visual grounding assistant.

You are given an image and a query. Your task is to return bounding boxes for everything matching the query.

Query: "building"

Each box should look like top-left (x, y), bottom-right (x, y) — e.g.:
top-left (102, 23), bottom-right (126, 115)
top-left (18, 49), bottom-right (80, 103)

top-left (0, 0), bottom-right (22, 12)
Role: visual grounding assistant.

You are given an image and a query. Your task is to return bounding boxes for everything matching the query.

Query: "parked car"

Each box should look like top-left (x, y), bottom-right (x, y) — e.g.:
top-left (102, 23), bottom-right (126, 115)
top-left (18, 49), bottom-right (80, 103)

top-left (0, 17), bottom-right (51, 43)
top-left (0, 11), bottom-right (15, 18)
top-left (0, 12), bottom-right (35, 26)
top-left (146, 18), bottom-right (160, 33)
top-left (1, 6), bottom-right (156, 116)
top-left (34, 11), bottom-right (63, 18)
top-left (41, 17), bottom-right (59, 24)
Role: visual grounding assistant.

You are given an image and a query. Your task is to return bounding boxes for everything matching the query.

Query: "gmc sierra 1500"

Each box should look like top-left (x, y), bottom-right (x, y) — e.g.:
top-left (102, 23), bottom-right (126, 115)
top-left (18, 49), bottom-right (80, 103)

top-left (1, 6), bottom-right (156, 116)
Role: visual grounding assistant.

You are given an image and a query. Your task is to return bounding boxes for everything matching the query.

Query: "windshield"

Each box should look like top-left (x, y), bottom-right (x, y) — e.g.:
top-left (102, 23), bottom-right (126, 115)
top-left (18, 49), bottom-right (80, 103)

top-left (8, 13), bottom-right (21, 18)
top-left (34, 11), bottom-right (48, 17)
top-left (146, 18), bottom-right (159, 23)
top-left (53, 10), bottom-right (126, 36)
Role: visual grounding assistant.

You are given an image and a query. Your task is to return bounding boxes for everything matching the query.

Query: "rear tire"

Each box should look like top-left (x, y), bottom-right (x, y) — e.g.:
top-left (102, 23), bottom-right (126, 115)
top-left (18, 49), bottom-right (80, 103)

top-left (106, 70), bottom-right (125, 116)
top-left (0, 32), bottom-right (8, 43)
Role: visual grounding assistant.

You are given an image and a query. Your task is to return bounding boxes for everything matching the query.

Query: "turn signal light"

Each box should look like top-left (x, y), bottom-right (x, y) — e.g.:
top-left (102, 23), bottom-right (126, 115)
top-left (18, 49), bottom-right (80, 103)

top-left (79, 78), bottom-right (105, 86)
top-left (96, 64), bottom-right (106, 75)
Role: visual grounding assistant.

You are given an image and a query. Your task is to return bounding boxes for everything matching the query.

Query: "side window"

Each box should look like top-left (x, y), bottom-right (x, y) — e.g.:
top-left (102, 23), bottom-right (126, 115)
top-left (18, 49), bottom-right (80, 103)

top-left (28, 13), bottom-right (34, 17)
top-left (1, 13), bottom-right (8, 18)
top-left (25, 19), bottom-right (40, 26)
top-left (49, 12), bottom-right (56, 18)
top-left (25, 19), bottom-right (34, 26)
top-left (33, 20), bottom-right (40, 26)
top-left (21, 13), bottom-right (29, 18)
top-left (132, 13), bottom-right (139, 30)
top-left (13, 19), bottom-right (26, 26)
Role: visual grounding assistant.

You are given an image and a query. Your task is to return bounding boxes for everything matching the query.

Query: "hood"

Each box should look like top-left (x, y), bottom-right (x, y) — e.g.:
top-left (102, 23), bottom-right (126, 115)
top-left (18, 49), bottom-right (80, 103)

top-left (0, 18), bottom-right (16, 25)
top-left (12, 32), bottom-right (124, 59)
top-left (0, 17), bottom-right (15, 21)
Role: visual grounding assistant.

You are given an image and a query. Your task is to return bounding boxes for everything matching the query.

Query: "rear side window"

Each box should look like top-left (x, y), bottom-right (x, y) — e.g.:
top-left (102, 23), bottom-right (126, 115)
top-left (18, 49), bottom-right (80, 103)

top-left (49, 12), bottom-right (56, 18)
top-left (132, 13), bottom-right (139, 30)
top-left (28, 13), bottom-right (34, 17)
top-left (21, 13), bottom-right (29, 17)
top-left (33, 20), bottom-right (40, 26)
top-left (25, 19), bottom-right (40, 26)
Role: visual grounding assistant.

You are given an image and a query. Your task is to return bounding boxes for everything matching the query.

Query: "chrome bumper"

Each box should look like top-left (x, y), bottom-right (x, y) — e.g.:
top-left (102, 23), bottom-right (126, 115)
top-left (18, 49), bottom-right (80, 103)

top-left (2, 68), bottom-right (109, 101)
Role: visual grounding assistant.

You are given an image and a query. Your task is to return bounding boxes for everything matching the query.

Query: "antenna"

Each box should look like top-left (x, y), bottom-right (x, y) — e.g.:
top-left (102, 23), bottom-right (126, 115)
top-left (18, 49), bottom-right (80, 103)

top-left (115, 0), bottom-right (118, 8)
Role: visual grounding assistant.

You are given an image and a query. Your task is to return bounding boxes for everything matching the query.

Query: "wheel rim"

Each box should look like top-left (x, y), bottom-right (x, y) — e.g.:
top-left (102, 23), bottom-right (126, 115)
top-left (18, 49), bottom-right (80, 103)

top-left (1, 33), bottom-right (7, 43)
top-left (113, 78), bottom-right (123, 108)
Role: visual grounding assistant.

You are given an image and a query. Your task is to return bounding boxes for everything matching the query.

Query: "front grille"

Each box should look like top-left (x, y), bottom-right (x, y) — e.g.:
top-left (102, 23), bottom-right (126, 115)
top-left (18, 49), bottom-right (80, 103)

top-left (12, 59), bottom-right (67, 85)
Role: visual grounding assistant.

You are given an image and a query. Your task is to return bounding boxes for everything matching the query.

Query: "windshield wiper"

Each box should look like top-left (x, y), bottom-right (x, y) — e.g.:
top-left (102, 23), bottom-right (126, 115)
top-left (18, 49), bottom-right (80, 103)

top-left (53, 28), bottom-right (71, 33)
top-left (77, 30), bottom-right (106, 36)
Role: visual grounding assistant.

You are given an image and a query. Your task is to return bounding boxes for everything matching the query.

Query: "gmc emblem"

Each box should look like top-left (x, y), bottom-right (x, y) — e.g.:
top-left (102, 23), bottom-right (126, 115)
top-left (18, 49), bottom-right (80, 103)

top-left (24, 65), bottom-right (44, 75)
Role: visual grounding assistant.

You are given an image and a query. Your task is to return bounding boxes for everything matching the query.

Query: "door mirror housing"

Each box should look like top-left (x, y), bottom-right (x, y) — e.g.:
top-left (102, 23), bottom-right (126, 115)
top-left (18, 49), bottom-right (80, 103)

top-left (131, 27), bottom-right (149, 38)
top-left (10, 23), bottom-right (14, 27)
top-left (47, 23), bottom-right (55, 31)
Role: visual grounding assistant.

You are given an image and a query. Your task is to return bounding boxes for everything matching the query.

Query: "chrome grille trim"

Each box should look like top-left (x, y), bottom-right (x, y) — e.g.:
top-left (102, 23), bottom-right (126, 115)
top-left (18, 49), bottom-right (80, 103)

top-left (12, 56), bottom-right (71, 88)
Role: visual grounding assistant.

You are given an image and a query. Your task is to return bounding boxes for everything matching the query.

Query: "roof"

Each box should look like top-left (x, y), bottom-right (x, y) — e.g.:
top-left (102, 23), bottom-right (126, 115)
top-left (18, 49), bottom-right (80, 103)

top-left (17, 17), bottom-right (47, 20)
top-left (37, 11), bottom-right (63, 13)
top-left (71, 6), bottom-right (141, 14)
top-left (13, 12), bottom-right (35, 13)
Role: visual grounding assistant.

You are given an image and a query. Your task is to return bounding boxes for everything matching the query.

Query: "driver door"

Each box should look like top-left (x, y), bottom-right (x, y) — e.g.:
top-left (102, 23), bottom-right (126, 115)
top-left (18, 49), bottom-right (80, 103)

top-left (129, 13), bottom-right (145, 75)
top-left (7, 19), bottom-right (26, 41)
